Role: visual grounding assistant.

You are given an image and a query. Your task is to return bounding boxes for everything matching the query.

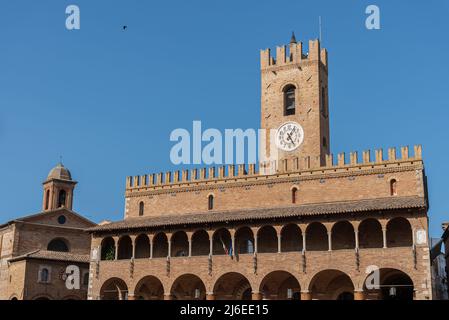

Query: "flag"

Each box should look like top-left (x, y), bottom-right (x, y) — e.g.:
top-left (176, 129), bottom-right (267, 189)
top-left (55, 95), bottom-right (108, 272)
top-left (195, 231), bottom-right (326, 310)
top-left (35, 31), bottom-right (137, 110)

top-left (219, 235), bottom-right (228, 255)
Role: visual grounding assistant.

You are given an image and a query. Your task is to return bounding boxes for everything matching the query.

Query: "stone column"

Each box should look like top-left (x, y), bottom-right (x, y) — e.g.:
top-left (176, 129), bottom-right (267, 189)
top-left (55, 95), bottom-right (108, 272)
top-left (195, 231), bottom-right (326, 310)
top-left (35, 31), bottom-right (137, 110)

top-left (230, 229), bottom-right (236, 258)
top-left (187, 232), bottom-right (193, 257)
top-left (164, 294), bottom-right (173, 300)
top-left (131, 236), bottom-right (136, 259)
top-left (149, 234), bottom-right (154, 259)
top-left (354, 290), bottom-right (365, 300)
top-left (327, 231), bottom-right (332, 251)
top-left (382, 227), bottom-right (387, 248)
top-left (277, 231), bottom-right (282, 253)
top-left (167, 233), bottom-right (172, 258)
top-left (300, 291), bottom-right (312, 300)
top-left (127, 294), bottom-right (136, 301)
top-left (354, 230), bottom-right (359, 250)
top-left (113, 237), bottom-right (119, 260)
top-left (206, 293), bottom-right (215, 300)
top-left (208, 231), bottom-right (214, 256)
top-left (251, 227), bottom-right (259, 254)
top-left (252, 292), bottom-right (262, 300)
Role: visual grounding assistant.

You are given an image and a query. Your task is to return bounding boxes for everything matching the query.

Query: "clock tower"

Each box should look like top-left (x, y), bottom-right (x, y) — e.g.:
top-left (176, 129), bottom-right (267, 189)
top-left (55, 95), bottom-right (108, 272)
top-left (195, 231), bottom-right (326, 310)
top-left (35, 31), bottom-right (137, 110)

top-left (260, 34), bottom-right (330, 171)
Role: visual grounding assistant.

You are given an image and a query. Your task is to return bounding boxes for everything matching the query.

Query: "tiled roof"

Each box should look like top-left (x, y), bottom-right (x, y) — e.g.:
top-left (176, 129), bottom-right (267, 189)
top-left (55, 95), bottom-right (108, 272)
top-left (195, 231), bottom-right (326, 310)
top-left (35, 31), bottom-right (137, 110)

top-left (9, 250), bottom-right (90, 264)
top-left (88, 196), bottom-right (426, 233)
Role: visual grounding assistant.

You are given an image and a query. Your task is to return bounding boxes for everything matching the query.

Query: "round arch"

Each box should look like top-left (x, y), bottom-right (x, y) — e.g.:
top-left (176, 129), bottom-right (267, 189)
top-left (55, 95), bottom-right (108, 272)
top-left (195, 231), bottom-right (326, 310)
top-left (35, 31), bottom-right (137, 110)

top-left (191, 229), bottom-right (210, 256)
top-left (358, 218), bottom-right (383, 248)
top-left (259, 271), bottom-right (301, 300)
top-left (331, 221), bottom-right (355, 250)
top-left (306, 222), bottom-right (328, 251)
top-left (213, 272), bottom-right (252, 300)
top-left (101, 237), bottom-right (116, 261)
top-left (135, 234), bottom-right (150, 259)
top-left (212, 228), bottom-right (232, 256)
top-left (171, 231), bottom-right (189, 257)
top-left (117, 236), bottom-right (132, 260)
top-left (363, 268), bottom-right (414, 300)
top-left (257, 226), bottom-right (278, 253)
top-left (387, 217), bottom-right (413, 247)
top-left (153, 232), bottom-right (168, 258)
top-left (170, 274), bottom-right (206, 300)
top-left (100, 277), bottom-right (128, 300)
top-left (235, 227), bottom-right (254, 255)
top-left (281, 224), bottom-right (302, 252)
top-left (134, 275), bottom-right (164, 300)
top-left (308, 269), bottom-right (354, 300)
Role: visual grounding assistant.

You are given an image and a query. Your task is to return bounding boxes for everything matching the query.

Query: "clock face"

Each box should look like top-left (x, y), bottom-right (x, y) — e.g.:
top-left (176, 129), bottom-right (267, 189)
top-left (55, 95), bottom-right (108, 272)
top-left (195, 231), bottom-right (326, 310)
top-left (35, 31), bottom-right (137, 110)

top-left (276, 122), bottom-right (304, 152)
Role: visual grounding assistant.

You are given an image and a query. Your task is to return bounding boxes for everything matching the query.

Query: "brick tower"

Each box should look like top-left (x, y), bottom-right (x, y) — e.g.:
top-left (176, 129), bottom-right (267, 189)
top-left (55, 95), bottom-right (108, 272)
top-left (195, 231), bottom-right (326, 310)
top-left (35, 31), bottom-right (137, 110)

top-left (260, 33), bottom-right (330, 170)
top-left (42, 162), bottom-right (77, 211)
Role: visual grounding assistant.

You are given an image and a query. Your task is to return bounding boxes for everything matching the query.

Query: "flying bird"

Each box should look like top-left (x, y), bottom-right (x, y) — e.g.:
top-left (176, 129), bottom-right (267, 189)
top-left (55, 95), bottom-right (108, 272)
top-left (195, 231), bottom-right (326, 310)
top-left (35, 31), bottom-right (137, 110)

top-left (122, 25), bottom-right (128, 31)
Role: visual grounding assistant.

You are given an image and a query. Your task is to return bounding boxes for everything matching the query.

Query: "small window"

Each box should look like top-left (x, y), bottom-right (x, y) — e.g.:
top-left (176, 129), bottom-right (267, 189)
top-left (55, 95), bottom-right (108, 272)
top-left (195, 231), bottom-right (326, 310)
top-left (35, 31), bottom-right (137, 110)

top-left (292, 187), bottom-right (298, 204)
top-left (57, 190), bottom-right (67, 208)
top-left (57, 215), bottom-right (66, 224)
top-left (39, 268), bottom-right (50, 283)
top-left (390, 179), bottom-right (397, 196)
top-left (139, 201), bottom-right (144, 216)
top-left (208, 195), bottom-right (214, 210)
top-left (45, 190), bottom-right (50, 210)
top-left (284, 85), bottom-right (296, 116)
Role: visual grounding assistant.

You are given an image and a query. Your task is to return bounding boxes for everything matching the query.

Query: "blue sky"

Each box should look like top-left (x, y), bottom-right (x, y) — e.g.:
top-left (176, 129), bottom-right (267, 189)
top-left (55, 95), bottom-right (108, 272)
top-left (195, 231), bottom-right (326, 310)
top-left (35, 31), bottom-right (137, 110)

top-left (0, 1), bottom-right (448, 237)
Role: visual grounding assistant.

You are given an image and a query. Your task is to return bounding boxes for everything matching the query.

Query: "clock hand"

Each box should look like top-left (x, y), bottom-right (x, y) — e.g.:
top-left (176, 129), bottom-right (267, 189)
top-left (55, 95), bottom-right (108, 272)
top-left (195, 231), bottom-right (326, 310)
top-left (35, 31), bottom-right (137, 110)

top-left (287, 132), bottom-right (295, 145)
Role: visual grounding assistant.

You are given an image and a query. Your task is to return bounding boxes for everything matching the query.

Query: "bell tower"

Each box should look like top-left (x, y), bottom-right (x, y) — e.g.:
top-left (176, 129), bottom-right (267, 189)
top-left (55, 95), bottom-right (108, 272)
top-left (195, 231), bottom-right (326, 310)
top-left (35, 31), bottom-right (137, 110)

top-left (260, 33), bottom-right (330, 170)
top-left (42, 163), bottom-right (77, 211)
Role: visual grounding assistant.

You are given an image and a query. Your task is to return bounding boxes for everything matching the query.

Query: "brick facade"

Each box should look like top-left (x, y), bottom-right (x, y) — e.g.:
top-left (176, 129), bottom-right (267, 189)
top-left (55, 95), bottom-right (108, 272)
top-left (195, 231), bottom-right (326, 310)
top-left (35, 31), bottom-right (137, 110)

top-left (87, 37), bottom-right (432, 300)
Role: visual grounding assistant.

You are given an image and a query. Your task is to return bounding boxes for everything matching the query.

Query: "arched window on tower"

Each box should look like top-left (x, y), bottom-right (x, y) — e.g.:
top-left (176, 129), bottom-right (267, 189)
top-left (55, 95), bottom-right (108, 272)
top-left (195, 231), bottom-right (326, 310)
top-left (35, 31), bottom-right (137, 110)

top-left (291, 187), bottom-right (298, 204)
top-left (139, 201), bottom-right (144, 216)
top-left (57, 190), bottom-right (67, 208)
top-left (284, 85), bottom-right (296, 116)
top-left (390, 179), bottom-right (397, 196)
top-left (45, 190), bottom-right (50, 210)
top-left (208, 195), bottom-right (214, 210)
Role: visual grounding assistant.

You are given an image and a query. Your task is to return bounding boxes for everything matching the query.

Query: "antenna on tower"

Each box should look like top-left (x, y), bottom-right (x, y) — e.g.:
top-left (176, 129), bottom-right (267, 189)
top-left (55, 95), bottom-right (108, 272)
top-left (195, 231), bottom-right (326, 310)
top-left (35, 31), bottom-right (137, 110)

top-left (319, 16), bottom-right (322, 42)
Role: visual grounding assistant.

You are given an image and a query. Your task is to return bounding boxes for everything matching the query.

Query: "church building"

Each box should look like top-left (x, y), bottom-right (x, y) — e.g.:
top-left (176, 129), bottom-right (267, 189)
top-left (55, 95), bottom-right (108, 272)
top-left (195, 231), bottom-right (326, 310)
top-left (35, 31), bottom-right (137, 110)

top-left (0, 163), bottom-right (95, 300)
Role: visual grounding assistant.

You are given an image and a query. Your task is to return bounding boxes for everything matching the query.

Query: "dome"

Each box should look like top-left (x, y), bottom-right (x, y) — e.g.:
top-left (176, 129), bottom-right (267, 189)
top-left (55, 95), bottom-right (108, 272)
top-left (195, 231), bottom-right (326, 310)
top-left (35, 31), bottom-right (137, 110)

top-left (47, 163), bottom-right (72, 181)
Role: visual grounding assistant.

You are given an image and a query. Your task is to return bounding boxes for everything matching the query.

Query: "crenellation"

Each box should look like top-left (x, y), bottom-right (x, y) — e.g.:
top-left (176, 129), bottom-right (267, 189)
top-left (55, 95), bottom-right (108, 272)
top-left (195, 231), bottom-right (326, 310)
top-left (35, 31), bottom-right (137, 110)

top-left (362, 150), bottom-right (371, 164)
top-left (375, 149), bottom-right (383, 163)
top-left (388, 148), bottom-right (397, 161)
top-left (276, 46), bottom-right (286, 65)
top-left (156, 173), bottom-right (163, 185)
top-left (401, 146), bottom-right (409, 160)
top-left (414, 145), bottom-right (422, 159)
top-left (326, 154), bottom-right (333, 167)
top-left (191, 169), bottom-right (198, 181)
top-left (350, 152), bottom-right (358, 165)
top-left (337, 153), bottom-right (345, 167)
top-left (208, 167), bottom-right (215, 180)
top-left (260, 38), bottom-right (323, 70)
top-left (200, 168), bottom-right (206, 180)
top-left (165, 172), bottom-right (172, 184)
top-left (126, 145), bottom-right (424, 189)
